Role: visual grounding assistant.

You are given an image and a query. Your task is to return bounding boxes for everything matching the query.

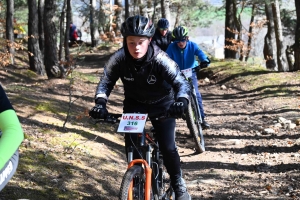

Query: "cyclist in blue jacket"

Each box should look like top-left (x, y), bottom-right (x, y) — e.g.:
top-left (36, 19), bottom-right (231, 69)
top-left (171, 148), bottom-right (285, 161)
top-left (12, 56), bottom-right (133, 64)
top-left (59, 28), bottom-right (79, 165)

top-left (166, 26), bottom-right (210, 129)
top-left (89, 15), bottom-right (191, 200)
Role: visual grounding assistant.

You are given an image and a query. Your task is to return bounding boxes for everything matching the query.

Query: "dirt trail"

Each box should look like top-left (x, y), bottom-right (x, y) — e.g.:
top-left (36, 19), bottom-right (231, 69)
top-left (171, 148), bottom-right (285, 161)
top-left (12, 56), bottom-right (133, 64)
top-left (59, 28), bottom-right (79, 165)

top-left (80, 51), bottom-right (300, 199)
top-left (178, 78), bottom-right (300, 199)
top-left (0, 51), bottom-right (299, 200)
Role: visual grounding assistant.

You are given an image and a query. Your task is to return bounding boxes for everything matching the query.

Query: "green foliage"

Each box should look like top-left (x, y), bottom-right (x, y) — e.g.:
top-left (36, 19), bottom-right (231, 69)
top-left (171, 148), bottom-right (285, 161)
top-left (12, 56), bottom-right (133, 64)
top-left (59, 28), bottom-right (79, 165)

top-left (181, 1), bottom-right (221, 28)
top-left (24, 69), bottom-right (38, 78)
top-left (15, 0), bottom-right (27, 8)
top-left (281, 8), bottom-right (297, 36)
top-left (179, 0), bottom-right (252, 29)
top-left (36, 102), bottom-right (60, 114)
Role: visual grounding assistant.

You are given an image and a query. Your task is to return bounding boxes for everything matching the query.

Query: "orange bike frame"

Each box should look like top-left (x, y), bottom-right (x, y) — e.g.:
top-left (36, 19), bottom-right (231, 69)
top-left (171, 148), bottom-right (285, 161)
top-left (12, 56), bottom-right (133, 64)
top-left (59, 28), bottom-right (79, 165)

top-left (127, 159), bottom-right (152, 200)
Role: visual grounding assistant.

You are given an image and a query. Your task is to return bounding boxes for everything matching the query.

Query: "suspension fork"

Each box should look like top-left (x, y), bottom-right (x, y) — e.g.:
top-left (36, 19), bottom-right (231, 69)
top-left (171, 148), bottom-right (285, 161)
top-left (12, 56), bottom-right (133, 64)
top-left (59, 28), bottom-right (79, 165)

top-left (127, 159), bottom-right (152, 200)
top-left (190, 79), bottom-right (203, 124)
top-left (127, 132), bottom-right (153, 200)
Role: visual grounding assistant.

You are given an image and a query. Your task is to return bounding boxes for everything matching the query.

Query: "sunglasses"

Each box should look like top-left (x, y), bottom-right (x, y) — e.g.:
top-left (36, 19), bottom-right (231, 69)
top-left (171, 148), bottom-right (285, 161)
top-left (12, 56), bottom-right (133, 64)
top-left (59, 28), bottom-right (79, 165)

top-left (159, 28), bottom-right (168, 31)
top-left (174, 39), bottom-right (187, 43)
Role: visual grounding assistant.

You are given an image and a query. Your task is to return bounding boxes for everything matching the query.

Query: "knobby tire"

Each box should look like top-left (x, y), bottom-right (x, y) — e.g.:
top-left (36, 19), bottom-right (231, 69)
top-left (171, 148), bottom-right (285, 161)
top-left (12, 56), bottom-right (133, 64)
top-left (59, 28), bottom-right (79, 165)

top-left (186, 94), bottom-right (205, 153)
top-left (150, 140), bottom-right (174, 200)
top-left (119, 165), bottom-right (147, 200)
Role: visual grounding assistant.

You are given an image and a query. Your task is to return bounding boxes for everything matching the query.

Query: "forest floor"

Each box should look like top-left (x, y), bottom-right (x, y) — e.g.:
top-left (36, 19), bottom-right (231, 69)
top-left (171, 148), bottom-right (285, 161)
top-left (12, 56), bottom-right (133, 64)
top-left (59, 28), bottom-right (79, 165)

top-left (0, 45), bottom-right (300, 200)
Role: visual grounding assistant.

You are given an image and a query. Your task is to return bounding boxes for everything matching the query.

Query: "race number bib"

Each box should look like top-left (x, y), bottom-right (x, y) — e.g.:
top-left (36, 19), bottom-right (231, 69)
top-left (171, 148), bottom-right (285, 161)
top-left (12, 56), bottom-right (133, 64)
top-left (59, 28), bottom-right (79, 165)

top-left (181, 68), bottom-right (192, 78)
top-left (117, 113), bottom-right (148, 133)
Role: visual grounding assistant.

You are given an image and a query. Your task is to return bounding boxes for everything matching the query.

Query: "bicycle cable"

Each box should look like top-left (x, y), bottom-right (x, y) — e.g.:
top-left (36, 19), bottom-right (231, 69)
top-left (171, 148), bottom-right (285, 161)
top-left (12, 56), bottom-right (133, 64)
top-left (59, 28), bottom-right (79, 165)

top-left (129, 133), bottom-right (160, 180)
top-left (129, 134), bottom-right (144, 160)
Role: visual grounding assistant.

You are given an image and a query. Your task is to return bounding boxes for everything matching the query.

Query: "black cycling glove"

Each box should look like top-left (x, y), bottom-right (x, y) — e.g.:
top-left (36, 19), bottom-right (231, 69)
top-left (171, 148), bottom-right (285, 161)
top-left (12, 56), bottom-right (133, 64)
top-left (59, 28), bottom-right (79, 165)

top-left (200, 57), bottom-right (211, 69)
top-left (169, 97), bottom-right (188, 118)
top-left (89, 98), bottom-right (108, 119)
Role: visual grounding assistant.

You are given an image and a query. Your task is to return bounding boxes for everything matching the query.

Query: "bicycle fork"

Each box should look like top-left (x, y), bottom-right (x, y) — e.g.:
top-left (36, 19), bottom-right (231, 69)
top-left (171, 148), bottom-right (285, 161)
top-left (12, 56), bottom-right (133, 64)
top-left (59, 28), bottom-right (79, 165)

top-left (127, 145), bottom-right (153, 200)
top-left (192, 88), bottom-right (203, 124)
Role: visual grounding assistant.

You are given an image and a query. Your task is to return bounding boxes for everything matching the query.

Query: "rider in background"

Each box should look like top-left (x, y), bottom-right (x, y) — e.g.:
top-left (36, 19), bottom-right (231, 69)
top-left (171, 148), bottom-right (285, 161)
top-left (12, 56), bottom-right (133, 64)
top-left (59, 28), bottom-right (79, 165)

top-left (89, 15), bottom-right (191, 200)
top-left (151, 18), bottom-right (173, 51)
top-left (166, 26), bottom-right (211, 129)
top-left (0, 84), bottom-right (24, 191)
top-left (69, 22), bottom-right (78, 42)
top-left (13, 18), bottom-right (26, 39)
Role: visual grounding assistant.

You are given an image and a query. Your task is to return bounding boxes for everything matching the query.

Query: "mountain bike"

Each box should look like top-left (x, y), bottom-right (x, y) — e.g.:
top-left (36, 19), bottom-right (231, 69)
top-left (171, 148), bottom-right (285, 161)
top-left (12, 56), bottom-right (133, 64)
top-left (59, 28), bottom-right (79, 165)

top-left (181, 68), bottom-right (205, 154)
top-left (98, 113), bottom-right (174, 200)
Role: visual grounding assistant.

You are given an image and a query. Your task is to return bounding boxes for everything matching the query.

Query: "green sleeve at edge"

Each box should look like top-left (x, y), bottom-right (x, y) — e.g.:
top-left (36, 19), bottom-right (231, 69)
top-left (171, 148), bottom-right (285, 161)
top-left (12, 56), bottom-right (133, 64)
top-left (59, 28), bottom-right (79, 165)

top-left (0, 110), bottom-right (24, 169)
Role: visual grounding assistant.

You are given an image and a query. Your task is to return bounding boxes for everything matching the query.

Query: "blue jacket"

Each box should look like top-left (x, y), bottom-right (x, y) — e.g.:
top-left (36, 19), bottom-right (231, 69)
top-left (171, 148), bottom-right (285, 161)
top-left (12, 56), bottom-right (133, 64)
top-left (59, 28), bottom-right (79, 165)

top-left (166, 40), bottom-right (208, 70)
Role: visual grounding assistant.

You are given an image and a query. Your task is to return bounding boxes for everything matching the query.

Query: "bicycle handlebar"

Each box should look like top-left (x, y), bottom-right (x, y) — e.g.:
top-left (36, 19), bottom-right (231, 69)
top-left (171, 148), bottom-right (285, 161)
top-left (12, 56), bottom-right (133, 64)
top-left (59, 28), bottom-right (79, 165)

top-left (89, 111), bottom-right (183, 124)
top-left (90, 113), bottom-right (122, 124)
top-left (106, 113), bottom-right (122, 123)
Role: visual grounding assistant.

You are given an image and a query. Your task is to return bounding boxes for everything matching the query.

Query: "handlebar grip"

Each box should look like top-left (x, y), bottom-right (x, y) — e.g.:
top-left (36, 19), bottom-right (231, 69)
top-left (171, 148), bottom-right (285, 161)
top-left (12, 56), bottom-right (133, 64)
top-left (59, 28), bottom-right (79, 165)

top-left (90, 113), bottom-right (122, 124)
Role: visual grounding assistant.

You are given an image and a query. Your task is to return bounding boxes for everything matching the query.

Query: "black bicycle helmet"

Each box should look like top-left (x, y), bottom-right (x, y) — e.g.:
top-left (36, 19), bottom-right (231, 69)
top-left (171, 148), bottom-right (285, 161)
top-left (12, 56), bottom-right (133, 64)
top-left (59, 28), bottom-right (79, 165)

top-left (157, 18), bottom-right (169, 29)
top-left (172, 26), bottom-right (189, 41)
top-left (121, 15), bottom-right (155, 38)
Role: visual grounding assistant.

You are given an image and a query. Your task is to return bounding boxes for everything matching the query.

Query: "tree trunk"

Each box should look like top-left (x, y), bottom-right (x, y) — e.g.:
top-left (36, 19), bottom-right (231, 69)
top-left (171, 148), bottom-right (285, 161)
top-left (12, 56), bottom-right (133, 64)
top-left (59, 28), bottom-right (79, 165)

top-left (90, 0), bottom-right (97, 47)
top-left (38, 0), bottom-right (45, 59)
top-left (98, 0), bottom-right (106, 36)
top-left (69, 0), bottom-right (73, 23)
top-left (272, 0), bottom-right (288, 72)
top-left (44, 0), bottom-right (61, 78)
top-left (125, 0), bottom-right (129, 19)
top-left (161, 0), bottom-right (170, 21)
top-left (174, 3), bottom-right (181, 29)
top-left (233, 0), bottom-right (244, 61)
top-left (28, 0), bottom-right (45, 76)
top-left (139, 0), bottom-right (147, 17)
top-left (147, 0), bottom-right (153, 21)
top-left (114, 0), bottom-right (122, 35)
top-left (133, 0), bottom-right (138, 15)
top-left (263, 1), bottom-right (276, 70)
top-left (245, 3), bottom-right (256, 62)
top-left (98, 0), bottom-right (112, 37)
top-left (224, 0), bottom-right (238, 59)
top-left (151, 0), bottom-right (159, 23)
top-left (108, 0), bottom-right (113, 32)
top-left (285, 45), bottom-right (294, 71)
top-left (65, 0), bottom-right (71, 62)
top-left (59, 0), bottom-right (66, 61)
top-left (6, 0), bottom-right (14, 65)
top-left (294, 0), bottom-right (300, 71)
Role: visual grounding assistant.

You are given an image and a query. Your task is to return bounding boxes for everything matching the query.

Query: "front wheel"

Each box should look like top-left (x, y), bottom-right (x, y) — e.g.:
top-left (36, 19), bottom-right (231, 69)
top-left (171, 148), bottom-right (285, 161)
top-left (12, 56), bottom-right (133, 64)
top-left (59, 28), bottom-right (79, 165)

top-left (119, 165), bottom-right (150, 200)
top-left (151, 157), bottom-right (174, 200)
top-left (185, 94), bottom-right (205, 153)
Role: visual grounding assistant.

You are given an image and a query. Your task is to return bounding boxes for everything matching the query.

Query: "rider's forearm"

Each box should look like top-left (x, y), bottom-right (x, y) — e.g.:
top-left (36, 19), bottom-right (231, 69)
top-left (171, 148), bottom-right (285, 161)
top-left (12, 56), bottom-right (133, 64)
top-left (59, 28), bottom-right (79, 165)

top-left (0, 110), bottom-right (24, 169)
top-left (196, 50), bottom-right (208, 62)
top-left (0, 150), bottom-right (19, 191)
